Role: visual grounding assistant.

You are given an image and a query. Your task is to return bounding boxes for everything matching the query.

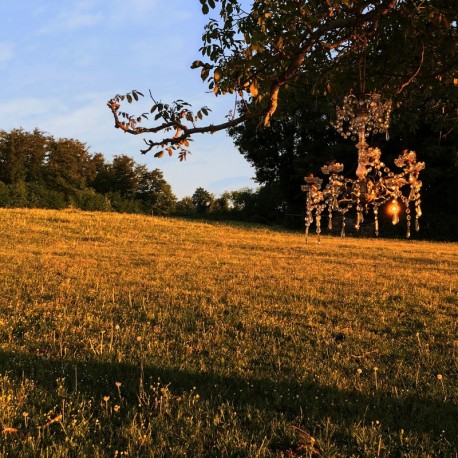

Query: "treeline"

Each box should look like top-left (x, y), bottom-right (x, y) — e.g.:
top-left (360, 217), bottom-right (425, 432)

top-left (4, 127), bottom-right (454, 240)
top-left (175, 185), bottom-right (285, 224)
top-left (0, 128), bottom-right (177, 214)
top-left (0, 128), bottom-right (281, 223)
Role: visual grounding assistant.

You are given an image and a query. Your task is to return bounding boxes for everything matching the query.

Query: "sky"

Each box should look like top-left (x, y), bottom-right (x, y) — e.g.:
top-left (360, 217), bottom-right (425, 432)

top-left (0, 1), bottom-right (256, 198)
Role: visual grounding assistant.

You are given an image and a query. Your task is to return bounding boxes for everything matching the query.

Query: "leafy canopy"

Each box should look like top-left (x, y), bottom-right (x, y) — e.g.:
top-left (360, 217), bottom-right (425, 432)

top-left (107, 0), bottom-right (457, 158)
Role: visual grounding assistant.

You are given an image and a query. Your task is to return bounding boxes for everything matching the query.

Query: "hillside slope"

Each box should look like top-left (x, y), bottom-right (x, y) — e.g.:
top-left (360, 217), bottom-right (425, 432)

top-left (0, 209), bottom-right (457, 456)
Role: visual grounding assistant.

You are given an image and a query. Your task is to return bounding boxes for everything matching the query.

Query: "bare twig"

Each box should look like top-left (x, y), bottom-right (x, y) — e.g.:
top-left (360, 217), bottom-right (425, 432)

top-left (397, 42), bottom-right (425, 94)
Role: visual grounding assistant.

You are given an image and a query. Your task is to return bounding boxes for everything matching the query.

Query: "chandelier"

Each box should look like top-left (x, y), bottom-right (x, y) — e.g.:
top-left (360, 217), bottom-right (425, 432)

top-left (302, 92), bottom-right (425, 242)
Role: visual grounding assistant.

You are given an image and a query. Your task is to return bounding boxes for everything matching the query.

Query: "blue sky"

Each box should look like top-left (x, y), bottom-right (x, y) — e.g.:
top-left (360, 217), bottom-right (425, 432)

top-left (0, 1), bottom-right (256, 198)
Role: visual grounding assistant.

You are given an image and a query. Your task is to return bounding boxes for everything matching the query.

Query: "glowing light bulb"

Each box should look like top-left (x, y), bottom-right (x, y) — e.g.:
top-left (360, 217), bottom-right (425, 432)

top-left (390, 200), bottom-right (400, 215)
top-left (390, 199), bottom-right (400, 225)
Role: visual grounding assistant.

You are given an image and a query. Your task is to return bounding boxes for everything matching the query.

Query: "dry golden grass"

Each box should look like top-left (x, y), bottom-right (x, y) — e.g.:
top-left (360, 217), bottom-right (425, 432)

top-left (0, 208), bottom-right (456, 457)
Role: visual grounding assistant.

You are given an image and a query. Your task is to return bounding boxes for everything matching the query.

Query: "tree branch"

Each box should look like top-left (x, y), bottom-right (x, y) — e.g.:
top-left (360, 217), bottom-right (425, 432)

top-left (139, 114), bottom-right (250, 154)
top-left (109, 0), bottom-right (443, 158)
top-left (397, 42), bottom-right (424, 94)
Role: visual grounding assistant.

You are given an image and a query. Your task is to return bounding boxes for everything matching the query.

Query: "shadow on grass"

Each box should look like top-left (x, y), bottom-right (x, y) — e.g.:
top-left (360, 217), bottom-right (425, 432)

top-left (0, 349), bottom-right (456, 445)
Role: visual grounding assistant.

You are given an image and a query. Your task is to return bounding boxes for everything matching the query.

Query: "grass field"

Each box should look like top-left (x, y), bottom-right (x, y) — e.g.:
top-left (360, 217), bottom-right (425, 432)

top-left (0, 208), bottom-right (456, 457)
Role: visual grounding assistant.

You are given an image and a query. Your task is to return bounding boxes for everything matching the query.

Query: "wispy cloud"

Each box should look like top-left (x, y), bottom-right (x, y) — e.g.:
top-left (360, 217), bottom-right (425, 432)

top-left (1, 97), bottom-right (67, 128)
top-left (108, 0), bottom-right (160, 26)
top-left (0, 43), bottom-right (14, 66)
top-left (36, 2), bottom-right (103, 35)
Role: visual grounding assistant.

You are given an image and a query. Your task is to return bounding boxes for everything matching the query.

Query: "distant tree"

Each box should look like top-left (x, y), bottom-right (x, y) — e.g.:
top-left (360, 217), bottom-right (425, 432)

top-left (0, 129), bottom-right (51, 210)
top-left (255, 182), bottom-right (288, 222)
top-left (8, 181), bottom-right (28, 208)
top-left (84, 152), bottom-right (103, 188)
top-left (0, 181), bottom-right (9, 205)
top-left (192, 187), bottom-right (215, 214)
top-left (74, 188), bottom-right (111, 212)
top-left (111, 155), bottom-right (138, 198)
top-left (135, 166), bottom-right (177, 215)
top-left (45, 138), bottom-right (92, 195)
top-left (0, 129), bottom-right (25, 185)
top-left (25, 129), bottom-right (48, 184)
top-left (230, 188), bottom-right (258, 215)
top-left (176, 196), bottom-right (195, 215)
top-left (213, 191), bottom-right (232, 214)
top-left (91, 153), bottom-right (114, 195)
top-left (0, 127), bottom-right (180, 216)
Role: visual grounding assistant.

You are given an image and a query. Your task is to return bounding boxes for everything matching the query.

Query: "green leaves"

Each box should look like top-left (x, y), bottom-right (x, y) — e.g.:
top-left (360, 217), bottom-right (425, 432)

top-left (191, 60), bottom-right (204, 69)
top-left (200, 0), bottom-right (216, 15)
top-left (109, 0), bottom-right (457, 161)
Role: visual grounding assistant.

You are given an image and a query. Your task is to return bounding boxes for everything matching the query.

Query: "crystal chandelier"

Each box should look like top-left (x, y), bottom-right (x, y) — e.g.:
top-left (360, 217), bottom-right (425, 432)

top-left (302, 92), bottom-right (425, 242)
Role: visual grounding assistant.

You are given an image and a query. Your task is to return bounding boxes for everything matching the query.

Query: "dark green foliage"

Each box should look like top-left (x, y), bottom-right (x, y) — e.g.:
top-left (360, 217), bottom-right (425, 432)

top-left (0, 129), bottom-right (176, 216)
top-left (135, 167), bottom-right (177, 215)
top-left (45, 138), bottom-right (92, 193)
top-left (228, 88), bottom-right (458, 241)
top-left (109, 0), bottom-right (457, 154)
top-left (111, 155), bottom-right (138, 198)
top-left (0, 129), bottom-right (47, 185)
top-left (181, 186), bottom-right (287, 226)
top-left (192, 187), bottom-right (215, 214)
top-left (175, 196), bottom-right (195, 216)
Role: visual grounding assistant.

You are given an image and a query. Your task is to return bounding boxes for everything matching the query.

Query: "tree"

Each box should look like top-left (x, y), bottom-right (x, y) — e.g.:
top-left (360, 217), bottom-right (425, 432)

top-left (107, 1), bottom-right (457, 157)
top-left (229, 188), bottom-right (259, 216)
top-left (111, 155), bottom-right (138, 198)
top-left (192, 187), bottom-right (215, 214)
top-left (91, 153), bottom-right (114, 195)
top-left (135, 166), bottom-right (177, 215)
top-left (229, 86), bottom-right (458, 239)
top-left (0, 128), bottom-right (48, 185)
top-left (176, 196), bottom-right (195, 215)
top-left (213, 191), bottom-right (232, 213)
top-left (0, 127), bottom-right (180, 215)
top-left (45, 138), bottom-right (92, 194)
top-left (229, 88), bottom-right (353, 215)
top-left (0, 129), bottom-right (27, 185)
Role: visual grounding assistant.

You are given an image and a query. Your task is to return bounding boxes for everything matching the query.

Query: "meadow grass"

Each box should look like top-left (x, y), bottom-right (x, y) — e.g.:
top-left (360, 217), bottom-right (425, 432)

top-left (0, 208), bottom-right (456, 457)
